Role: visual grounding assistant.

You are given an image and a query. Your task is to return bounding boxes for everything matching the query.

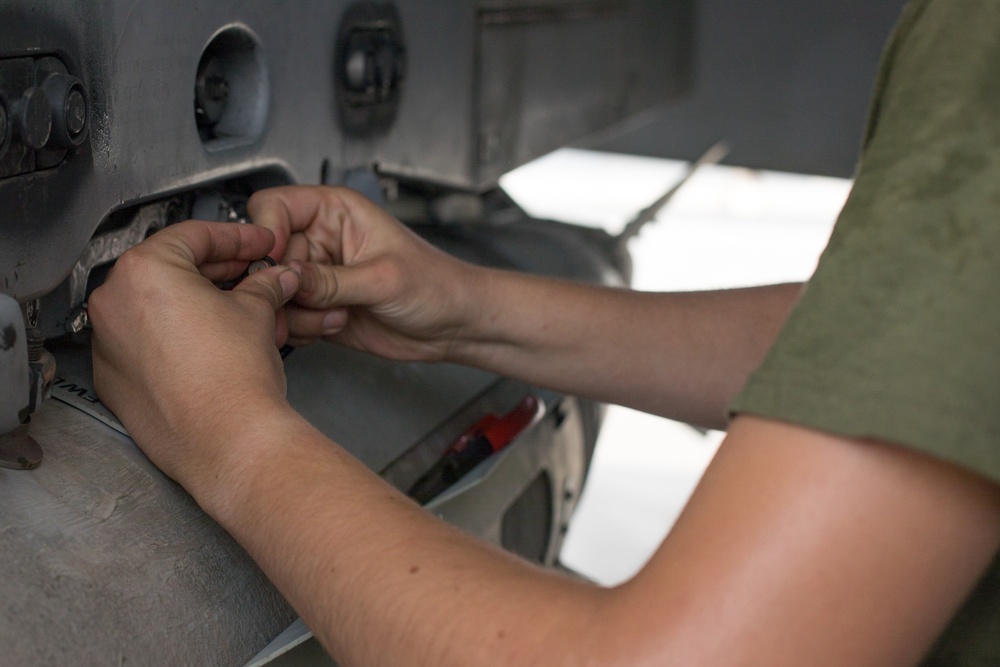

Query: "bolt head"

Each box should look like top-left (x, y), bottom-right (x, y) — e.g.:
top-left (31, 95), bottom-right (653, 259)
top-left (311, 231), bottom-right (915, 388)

top-left (17, 88), bottom-right (52, 150)
top-left (65, 88), bottom-right (86, 136)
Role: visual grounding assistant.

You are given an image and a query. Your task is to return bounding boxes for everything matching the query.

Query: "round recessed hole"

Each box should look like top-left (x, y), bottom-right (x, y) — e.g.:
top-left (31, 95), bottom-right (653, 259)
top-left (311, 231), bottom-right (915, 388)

top-left (194, 25), bottom-right (268, 150)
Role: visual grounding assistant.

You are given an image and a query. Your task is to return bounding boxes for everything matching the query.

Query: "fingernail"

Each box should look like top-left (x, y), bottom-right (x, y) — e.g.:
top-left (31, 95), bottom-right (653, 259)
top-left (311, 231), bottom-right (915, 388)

top-left (322, 309), bottom-right (347, 334)
top-left (279, 269), bottom-right (300, 300)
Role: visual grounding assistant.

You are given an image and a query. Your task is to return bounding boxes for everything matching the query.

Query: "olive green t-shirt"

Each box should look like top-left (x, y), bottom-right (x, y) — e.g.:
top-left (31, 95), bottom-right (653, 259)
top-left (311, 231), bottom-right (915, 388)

top-left (730, 1), bottom-right (1000, 663)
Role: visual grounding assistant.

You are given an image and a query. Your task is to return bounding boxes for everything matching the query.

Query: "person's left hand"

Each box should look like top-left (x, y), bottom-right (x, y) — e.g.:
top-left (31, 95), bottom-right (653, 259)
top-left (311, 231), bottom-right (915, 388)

top-left (89, 220), bottom-right (301, 499)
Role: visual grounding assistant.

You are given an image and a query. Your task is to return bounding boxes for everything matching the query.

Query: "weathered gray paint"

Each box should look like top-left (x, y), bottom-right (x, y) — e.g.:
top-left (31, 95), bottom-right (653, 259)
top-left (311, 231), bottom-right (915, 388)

top-left (0, 2), bottom-right (686, 663)
top-left (597, 0), bottom-right (909, 178)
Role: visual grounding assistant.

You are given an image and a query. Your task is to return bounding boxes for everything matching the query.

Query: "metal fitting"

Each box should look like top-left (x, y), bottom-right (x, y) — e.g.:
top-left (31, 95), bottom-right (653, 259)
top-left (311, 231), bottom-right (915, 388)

top-left (14, 86), bottom-right (52, 150)
top-left (26, 326), bottom-right (55, 414)
top-left (65, 306), bottom-right (90, 334)
top-left (41, 72), bottom-right (89, 149)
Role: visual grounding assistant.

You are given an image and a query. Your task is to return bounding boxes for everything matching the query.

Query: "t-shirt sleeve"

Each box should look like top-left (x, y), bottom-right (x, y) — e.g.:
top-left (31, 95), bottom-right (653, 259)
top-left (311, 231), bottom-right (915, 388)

top-left (730, 0), bottom-right (1000, 484)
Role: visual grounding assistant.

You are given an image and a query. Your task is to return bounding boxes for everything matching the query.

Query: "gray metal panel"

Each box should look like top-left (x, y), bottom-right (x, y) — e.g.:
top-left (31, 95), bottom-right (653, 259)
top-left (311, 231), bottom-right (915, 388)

top-left (0, 211), bottom-right (624, 666)
top-left (596, 0), bottom-right (908, 177)
top-left (0, 399), bottom-right (295, 666)
top-left (261, 393), bottom-right (591, 667)
top-left (0, 0), bottom-right (689, 304)
top-left (285, 345), bottom-right (498, 472)
top-left (476, 1), bottom-right (693, 183)
top-left (0, 3), bottom-right (668, 663)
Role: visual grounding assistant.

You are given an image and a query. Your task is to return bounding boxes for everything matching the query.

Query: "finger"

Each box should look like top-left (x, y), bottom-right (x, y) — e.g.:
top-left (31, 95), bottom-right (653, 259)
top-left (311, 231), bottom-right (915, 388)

top-left (294, 260), bottom-right (394, 309)
top-left (248, 186), bottom-right (369, 261)
top-left (286, 233), bottom-right (311, 265)
top-left (286, 304), bottom-right (349, 339)
top-left (147, 220), bottom-right (277, 269)
top-left (232, 265), bottom-right (301, 312)
top-left (247, 186), bottom-right (333, 260)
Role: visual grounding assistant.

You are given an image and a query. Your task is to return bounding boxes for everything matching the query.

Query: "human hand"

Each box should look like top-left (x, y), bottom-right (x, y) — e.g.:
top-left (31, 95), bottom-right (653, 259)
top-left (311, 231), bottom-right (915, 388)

top-left (89, 220), bottom-right (301, 499)
top-left (247, 185), bottom-right (482, 362)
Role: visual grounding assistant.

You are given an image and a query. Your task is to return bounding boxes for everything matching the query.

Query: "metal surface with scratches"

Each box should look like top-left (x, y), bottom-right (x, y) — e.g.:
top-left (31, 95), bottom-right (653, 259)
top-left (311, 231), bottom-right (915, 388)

top-left (0, 0), bottom-right (906, 662)
top-left (0, 1), bottom-right (687, 664)
top-left (0, 398), bottom-right (294, 665)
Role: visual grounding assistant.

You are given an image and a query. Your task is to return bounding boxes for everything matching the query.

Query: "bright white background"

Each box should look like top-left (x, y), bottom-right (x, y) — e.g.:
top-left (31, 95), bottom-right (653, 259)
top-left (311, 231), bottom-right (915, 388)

top-left (500, 148), bottom-right (851, 585)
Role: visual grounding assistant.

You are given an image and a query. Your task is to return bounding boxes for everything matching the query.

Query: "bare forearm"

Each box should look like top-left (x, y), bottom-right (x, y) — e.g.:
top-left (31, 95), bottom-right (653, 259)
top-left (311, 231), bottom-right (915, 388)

top-left (207, 409), bottom-right (602, 667)
top-left (194, 408), bottom-right (1000, 667)
top-left (452, 269), bottom-right (802, 429)
top-left (248, 185), bottom-right (799, 428)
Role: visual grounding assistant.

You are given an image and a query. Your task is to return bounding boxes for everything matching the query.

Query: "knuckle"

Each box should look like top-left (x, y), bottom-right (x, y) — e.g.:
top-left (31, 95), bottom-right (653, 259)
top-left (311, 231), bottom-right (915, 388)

top-left (322, 186), bottom-right (352, 209)
top-left (113, 246), bottom-right (146, 275)
top-left (319, 266), bottom-right (340, 300)
top-left (307, 265), bottom-right (340, 303)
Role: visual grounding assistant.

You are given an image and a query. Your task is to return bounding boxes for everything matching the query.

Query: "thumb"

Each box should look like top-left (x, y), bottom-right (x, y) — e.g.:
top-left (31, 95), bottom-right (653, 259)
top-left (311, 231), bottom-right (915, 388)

top-left (295, 260), bottom-right (396, 309)
top-left (232, 266), bottom-right (301, 311)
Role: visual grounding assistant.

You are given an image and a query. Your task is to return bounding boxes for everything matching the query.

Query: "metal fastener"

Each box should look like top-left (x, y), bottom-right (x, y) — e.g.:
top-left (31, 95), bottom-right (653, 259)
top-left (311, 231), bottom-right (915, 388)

top-left (15, 87), bottom-right (52, 150)
top-left (65, 88), bottom-right (87, 137)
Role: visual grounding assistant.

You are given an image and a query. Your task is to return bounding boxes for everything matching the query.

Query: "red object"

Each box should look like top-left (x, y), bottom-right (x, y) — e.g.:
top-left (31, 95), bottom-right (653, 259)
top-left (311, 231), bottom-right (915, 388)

top-left (408, 395), bottom-right (542, 503)
top-left (450, 395), bottom-right (540, 455)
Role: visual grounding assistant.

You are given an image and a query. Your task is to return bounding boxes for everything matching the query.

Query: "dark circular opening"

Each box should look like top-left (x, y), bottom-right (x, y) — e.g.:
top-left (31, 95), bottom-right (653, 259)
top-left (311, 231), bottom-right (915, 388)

top-left (194, 25), bottom-right (269, 150)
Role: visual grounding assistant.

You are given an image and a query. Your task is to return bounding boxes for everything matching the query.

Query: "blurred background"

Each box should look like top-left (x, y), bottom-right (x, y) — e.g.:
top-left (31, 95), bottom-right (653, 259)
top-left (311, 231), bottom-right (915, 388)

top-left (501, 147), bottom-right (851, 585)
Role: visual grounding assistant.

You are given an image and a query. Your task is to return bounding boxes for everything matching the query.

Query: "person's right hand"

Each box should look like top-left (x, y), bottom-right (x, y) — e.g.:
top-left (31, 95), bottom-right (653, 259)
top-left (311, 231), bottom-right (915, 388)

top-left (247, 185), bottom-right (482, 362)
